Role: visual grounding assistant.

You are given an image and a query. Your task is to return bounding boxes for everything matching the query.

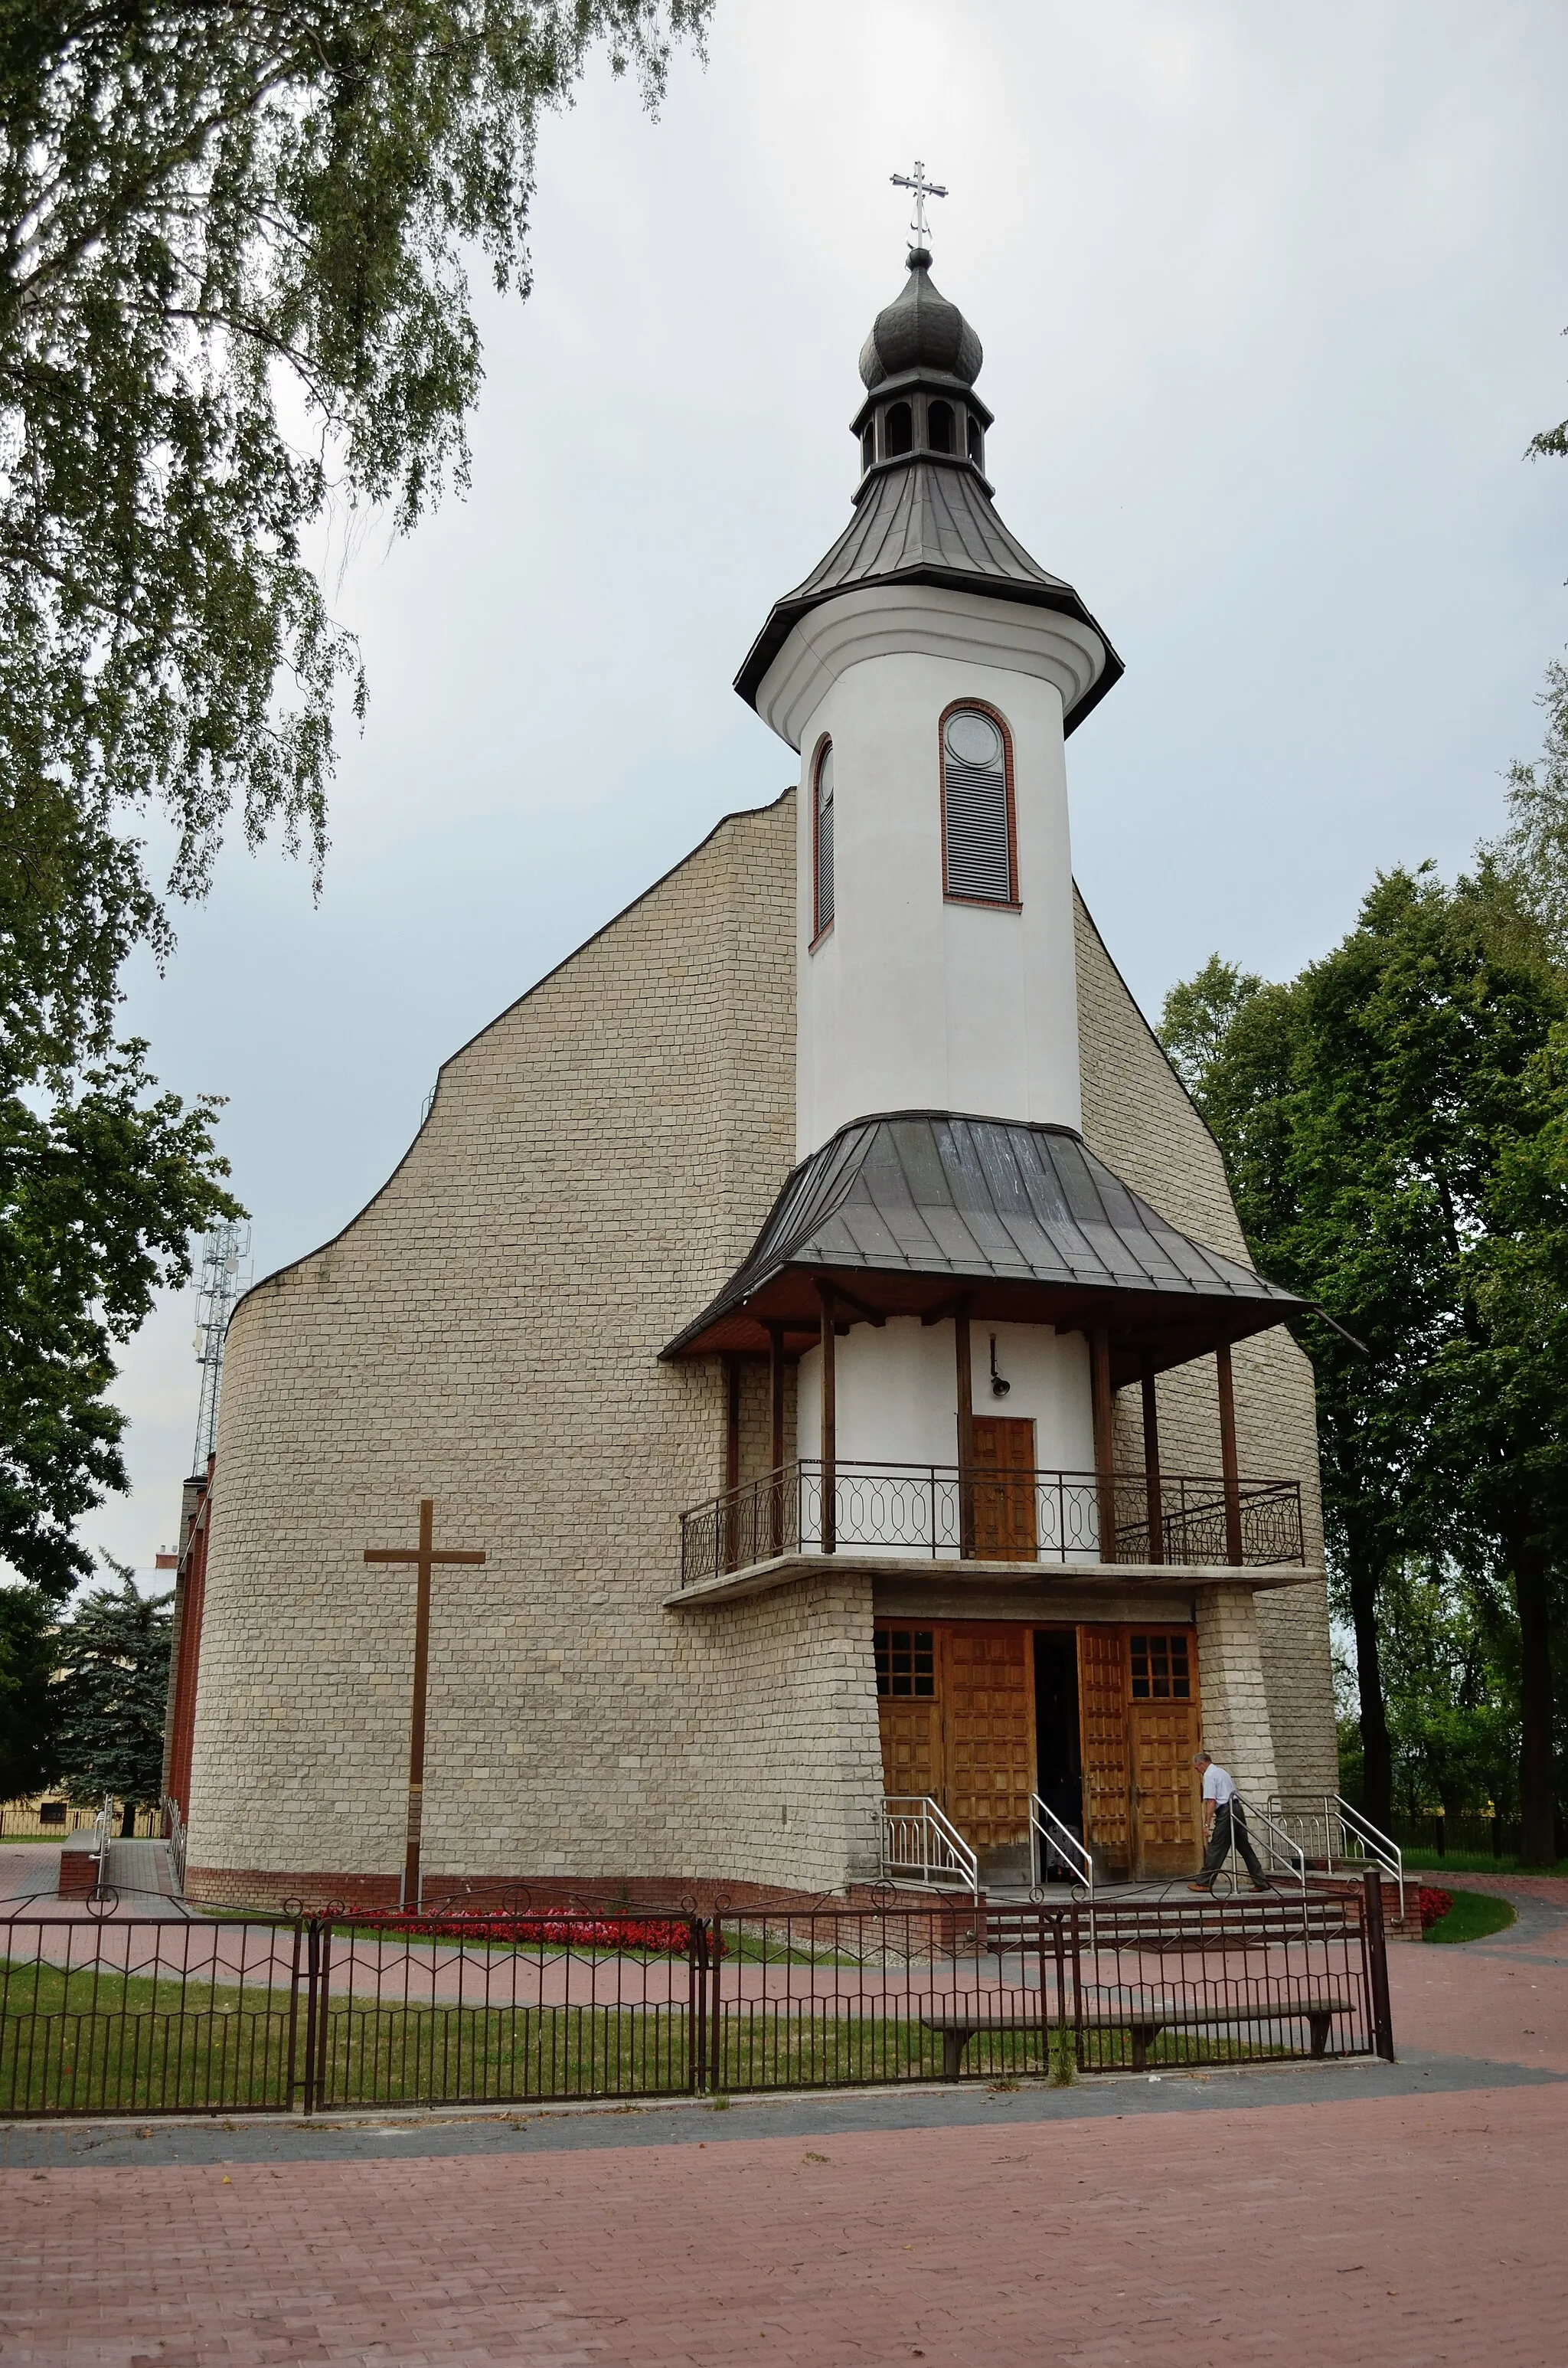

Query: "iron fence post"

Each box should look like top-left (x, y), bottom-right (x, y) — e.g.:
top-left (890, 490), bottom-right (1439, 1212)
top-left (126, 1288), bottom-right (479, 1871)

top-left (285, 1919), bottom-right (305, 2115)
top-left (708, 1915), bottom-right (724, 2096)
top-left (314, 1918), bottom-right (335, 2107)
top-left (1363, 1868), bottom-right (1395, 2062)
top-left (688, 1915), bottom-right (707, 2095)
top-left (301, 1921), bottom-right (320, 2115)
top-left (1070, 1902), bottom-right (1085, 2072)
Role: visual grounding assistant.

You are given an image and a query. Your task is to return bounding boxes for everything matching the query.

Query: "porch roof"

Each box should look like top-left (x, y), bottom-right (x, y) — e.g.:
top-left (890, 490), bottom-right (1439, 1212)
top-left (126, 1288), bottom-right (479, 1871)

top-left (661, 1112), bottom-right (1304, 1381)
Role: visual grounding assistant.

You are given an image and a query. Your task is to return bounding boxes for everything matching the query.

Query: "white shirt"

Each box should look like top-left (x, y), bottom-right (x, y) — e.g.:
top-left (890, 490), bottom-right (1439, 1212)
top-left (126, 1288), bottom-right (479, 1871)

top-left (1201, 1764), bottom-right (1237, 1807)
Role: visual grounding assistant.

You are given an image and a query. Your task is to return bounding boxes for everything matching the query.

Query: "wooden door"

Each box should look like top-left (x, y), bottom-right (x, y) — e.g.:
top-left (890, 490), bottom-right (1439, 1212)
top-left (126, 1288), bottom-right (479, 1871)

top-left (971, 1416), bottom-right (1037, 1562)
top-left (1077, 1625), bottom-right (1132, 1876)
top-left (875, 1627), bottom-right (942, 1802)
top-left (945, 1626), bottom-right (1033, 1853)
top-left (1129, 1630), bottom-right (1202, 1876)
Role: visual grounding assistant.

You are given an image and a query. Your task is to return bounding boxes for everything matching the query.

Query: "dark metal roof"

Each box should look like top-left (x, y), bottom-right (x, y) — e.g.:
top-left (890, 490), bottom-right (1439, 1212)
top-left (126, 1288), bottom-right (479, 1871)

top-left (662, 1113), bottom-right (1302, 1367)
top-left (734, 460), bottom-right (1124, 725)
top-left (859, 250), bottom-right (983, 388)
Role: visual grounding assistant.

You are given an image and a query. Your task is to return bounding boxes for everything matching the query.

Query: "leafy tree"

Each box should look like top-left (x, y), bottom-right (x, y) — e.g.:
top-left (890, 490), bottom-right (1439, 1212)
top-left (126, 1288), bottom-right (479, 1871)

top-left (1161, 868), bottom-right (1568, 1856)
top-left (1530, 328), bottom-right (1568, 466)
top-left (1, 0), bottom-right (711, 1063)
top-left (1487, 662), bottom-right (1568, 960)
top-left (0, 1581), bottom-right (59, 1800)
top-left (0, 1043), bottom-right (240, 1595)
top-left (1372, 1560), bottom-right (1520, 1819)
top-left (54, 1568), bottom-right (172, 1827)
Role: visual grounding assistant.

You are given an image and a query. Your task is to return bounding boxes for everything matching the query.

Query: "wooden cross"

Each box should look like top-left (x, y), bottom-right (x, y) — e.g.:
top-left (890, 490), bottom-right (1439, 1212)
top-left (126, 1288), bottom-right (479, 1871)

top-left (890, 159), bottom-right (948, 249)
top-left (364, 1499), bottom-right (486, 1907)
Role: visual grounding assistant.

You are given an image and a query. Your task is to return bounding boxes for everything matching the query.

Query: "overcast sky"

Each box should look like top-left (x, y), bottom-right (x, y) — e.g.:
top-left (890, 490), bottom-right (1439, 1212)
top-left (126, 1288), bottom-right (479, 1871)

top-left (83, 0), bottom-right (1568, 1582)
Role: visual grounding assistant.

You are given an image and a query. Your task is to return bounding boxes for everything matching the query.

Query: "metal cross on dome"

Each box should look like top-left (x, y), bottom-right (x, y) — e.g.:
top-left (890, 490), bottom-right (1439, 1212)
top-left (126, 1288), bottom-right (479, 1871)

top-left (890, 160), bottom-right (948, 249)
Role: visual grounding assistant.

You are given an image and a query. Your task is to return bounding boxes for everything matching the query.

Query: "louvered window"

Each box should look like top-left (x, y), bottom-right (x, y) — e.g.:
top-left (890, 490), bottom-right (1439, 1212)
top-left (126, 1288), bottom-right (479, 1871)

top-left (942, 707), bottom-right (1013, 903)
top-left (814, 741), bottom-right (835, 936)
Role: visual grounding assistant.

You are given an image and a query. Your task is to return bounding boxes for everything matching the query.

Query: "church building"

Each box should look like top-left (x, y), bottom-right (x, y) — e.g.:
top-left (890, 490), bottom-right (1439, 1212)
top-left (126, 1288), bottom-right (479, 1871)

top-left (167, 231), bottom-right (1336, 1909)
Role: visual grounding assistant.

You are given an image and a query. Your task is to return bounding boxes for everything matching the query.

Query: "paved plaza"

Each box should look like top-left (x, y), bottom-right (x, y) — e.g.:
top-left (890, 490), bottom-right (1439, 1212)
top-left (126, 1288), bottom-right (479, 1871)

top-left (2, 1877), bottom-right (1566, 2365)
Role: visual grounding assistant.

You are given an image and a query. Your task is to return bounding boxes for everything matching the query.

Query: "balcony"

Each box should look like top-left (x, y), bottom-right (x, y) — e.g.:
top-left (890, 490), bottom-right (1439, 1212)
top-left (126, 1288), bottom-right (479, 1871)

top-left (678, 1460), bottom-right (1305, 1591)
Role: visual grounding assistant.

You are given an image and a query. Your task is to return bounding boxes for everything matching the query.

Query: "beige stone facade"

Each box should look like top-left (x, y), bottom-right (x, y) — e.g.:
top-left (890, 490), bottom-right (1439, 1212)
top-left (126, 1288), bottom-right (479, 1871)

top-left (183, 790), bottom-right (1334, 1905)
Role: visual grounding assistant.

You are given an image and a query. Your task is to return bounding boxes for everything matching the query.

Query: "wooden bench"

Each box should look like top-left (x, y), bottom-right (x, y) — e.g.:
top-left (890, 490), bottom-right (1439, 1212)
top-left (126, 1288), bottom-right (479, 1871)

top-left (921, 1997), bottom-right (1351, 2077)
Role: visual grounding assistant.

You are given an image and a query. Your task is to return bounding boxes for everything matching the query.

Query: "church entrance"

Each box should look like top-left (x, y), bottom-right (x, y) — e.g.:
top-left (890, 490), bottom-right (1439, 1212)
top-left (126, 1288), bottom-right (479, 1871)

top-left (874, 1618), bottom-right (1202, 1882)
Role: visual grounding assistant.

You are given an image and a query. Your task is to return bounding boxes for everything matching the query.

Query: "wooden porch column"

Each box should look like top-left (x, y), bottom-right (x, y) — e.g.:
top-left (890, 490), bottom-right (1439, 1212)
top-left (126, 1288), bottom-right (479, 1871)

top-left (817, 1280), bottom-right (837, 1555)
top-left (722, 1355), bottom-right (742, 1572)
top-left (1215, 1339), bottom-right (1244, 1567)
top-left (1091, 1322), bottom-right (1117, 1565)
top-left (955, 1298), bottom-right (975, 1560)
top-left (1139, 1352), bottom-right (1165, 1565)
top-left (767, 1321), bottom-right (786, 1558)
top-left (768, 1325), bottom-right (786, 1473)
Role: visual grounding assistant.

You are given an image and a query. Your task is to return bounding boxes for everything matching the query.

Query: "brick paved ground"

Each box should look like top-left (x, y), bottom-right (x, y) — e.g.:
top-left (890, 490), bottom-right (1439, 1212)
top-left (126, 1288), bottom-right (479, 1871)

top-left (3, 1878), bottom-right (1565, 2366)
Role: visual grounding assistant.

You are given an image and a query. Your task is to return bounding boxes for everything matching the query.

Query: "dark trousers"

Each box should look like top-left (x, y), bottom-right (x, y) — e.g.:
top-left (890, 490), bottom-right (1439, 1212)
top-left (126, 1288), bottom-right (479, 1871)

top-left (1196, 1799), bottom-right (1267, 1886)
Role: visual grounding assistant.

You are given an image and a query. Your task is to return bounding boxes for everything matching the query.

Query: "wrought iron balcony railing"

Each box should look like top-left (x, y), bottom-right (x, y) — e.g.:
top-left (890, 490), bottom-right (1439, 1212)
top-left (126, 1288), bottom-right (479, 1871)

top-left (678, 1460), bottom-right (1305, 1590)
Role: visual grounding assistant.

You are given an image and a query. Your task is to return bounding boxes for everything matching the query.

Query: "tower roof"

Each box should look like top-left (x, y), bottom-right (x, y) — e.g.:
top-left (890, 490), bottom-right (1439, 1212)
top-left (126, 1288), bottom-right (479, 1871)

top-left (736, 250), bottom-right (1122, 725)
top-left (858, 247), bottom-right (982, 388)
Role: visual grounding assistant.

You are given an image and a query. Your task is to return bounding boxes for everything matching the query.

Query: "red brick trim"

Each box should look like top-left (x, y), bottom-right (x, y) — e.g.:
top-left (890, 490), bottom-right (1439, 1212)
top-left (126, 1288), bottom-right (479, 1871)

top-left (184, 1867), bottom-right (969, 1917)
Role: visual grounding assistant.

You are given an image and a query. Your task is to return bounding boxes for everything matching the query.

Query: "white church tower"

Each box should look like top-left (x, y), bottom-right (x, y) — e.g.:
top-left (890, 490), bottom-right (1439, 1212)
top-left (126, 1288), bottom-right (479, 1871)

top-left (671, 193), bottom-right (1299, 1579)
top-left (733, 211), bottom-right (1124, 1492)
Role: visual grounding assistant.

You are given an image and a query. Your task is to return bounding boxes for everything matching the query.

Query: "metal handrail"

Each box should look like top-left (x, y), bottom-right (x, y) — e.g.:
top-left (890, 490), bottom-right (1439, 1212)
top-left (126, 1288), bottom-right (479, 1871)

top-left (163, 1796), bottom-right (188, 1896)
top-left (1331, 1795), bottom-right (1405, 1922)
top-left (1266, 1794), bottom-right (1406, 1923)
top-left (880, 1795), bottom-right (980, 1901)
top-left (680, 1459), bottom-right (1305, 1585)
top-left (1029, 1794), bottom-right (1093, 1900)
top-left (1233, 1794), bottom-right (1308, 1899)
top-left (90, 1793), bottom-right (115, 1901)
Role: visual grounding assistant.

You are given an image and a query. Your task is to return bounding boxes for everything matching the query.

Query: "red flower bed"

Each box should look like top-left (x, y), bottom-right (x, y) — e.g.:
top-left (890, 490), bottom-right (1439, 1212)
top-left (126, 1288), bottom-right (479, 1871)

top-left (1416, 1886), bottom-right (1453, 1930)
top-left (351, 1911), bottom-right (701, 1954)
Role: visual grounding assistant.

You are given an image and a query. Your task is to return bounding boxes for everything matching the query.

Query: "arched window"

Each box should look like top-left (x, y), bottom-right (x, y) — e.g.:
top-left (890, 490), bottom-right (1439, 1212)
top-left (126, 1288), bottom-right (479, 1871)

top-left (966, 414), bottom-right (984, 466)
top-left (941, 705), bottom-right (1014, 905)
top-left (885, 401), bottom-right (913, 456)
top-left (928, 400), bottom-right (955, 454)
top-left (860, 424), bottom-right (875, 474)
top-left (813, 740), bottom-right (835, 937)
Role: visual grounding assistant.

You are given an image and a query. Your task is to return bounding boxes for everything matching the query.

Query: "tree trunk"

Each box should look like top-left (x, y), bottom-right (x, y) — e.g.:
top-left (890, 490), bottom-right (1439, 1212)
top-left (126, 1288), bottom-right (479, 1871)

top-left (119, 1797), bottom-right (135, 1838)
top-left (1349, 1562), bottom-right (1393, 1833)
top-left (1511, 1534), bottom-right (1557, 1867)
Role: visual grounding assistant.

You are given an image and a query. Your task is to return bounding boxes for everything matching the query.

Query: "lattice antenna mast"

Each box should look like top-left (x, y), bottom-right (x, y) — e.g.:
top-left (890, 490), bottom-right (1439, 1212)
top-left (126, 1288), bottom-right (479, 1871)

top-left (191, 1220), bottom-right (251, 1473)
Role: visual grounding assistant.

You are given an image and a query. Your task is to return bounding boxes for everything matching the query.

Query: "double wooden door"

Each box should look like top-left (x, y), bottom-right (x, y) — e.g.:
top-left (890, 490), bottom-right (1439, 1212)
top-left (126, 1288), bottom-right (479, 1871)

top-left (876, 1619), bottom-right (1203, 1878)
top-left (876, 1623), bottom-right (1033, 1857)
top-left (1078, 1624), bottom-right (1203, 1876)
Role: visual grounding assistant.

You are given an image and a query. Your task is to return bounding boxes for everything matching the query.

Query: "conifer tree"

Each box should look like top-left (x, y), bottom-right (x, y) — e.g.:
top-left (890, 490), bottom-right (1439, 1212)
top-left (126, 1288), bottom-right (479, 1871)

top-left (54, 1572), bottom-right (172, 1830)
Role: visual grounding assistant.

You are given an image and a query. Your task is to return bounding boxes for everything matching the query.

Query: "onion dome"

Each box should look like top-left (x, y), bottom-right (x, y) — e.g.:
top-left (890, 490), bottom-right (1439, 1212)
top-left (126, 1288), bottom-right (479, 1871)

top-left (734, 245), bottom-right (1122, 736)
top-left (858, 247), bottom-right (983, 389)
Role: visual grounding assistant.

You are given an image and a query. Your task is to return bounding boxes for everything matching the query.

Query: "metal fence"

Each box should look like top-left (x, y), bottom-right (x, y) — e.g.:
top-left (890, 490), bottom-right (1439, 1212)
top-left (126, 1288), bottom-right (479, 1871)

top-left (681, 1460), bottom-right (1305, 1586)
top-left (1, 1883), bottom-right (1390, 2118)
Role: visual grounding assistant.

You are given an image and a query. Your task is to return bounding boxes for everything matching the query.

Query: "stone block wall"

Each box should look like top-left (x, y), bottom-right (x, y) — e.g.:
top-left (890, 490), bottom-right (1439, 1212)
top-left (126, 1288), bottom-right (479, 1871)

top-left (189, 790), bottom-right (883, 1901)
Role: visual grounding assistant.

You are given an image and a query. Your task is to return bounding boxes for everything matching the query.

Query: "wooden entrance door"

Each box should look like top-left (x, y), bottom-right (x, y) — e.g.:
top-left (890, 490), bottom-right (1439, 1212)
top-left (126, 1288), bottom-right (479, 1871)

top-left (945, 1625), bottom-right (1033, 1857)
top-left (874, 1623), bottom-right (1032, 1866)
top-left (1076, 1626), bottom-right (1132, 1876)
top-left (1128, 1630), bottom-right (1202, 1876)
top-left (874, 1627), bottom-right (941, 1801)
top-left (970, 1416), bottom-right (1037, 1562)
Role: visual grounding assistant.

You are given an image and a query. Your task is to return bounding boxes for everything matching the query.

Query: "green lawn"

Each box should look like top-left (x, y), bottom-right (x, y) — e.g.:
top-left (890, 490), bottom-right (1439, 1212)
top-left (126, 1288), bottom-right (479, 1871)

top-left (1423, 1889), bottom-right (1517, 1944)
top-left (1, 1957), bottom-right (1351, 2113)
top-left (1402, 1850), bottom-right (1568, 1876)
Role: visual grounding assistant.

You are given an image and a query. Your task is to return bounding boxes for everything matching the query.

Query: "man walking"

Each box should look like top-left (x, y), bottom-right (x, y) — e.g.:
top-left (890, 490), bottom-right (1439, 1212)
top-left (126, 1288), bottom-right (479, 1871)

top-left (1187, 1750), bottom-right (1270, 1892)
